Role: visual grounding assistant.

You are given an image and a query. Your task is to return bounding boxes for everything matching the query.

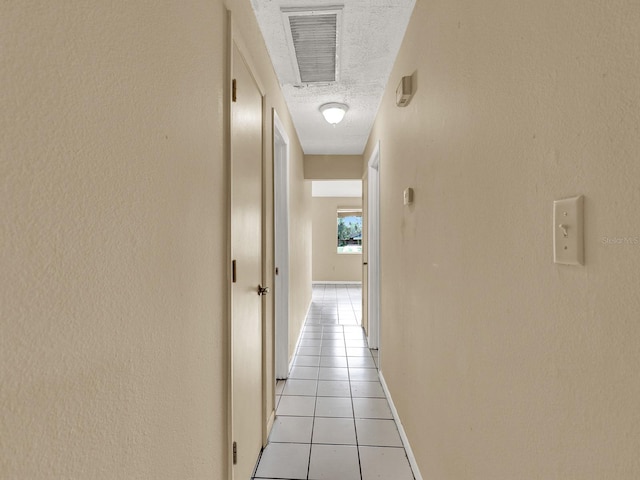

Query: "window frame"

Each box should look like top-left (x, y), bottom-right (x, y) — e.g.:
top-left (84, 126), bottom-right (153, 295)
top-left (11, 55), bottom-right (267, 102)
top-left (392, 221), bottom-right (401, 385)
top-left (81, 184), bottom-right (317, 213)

top-left (336, 208), bottom-right (363, 255)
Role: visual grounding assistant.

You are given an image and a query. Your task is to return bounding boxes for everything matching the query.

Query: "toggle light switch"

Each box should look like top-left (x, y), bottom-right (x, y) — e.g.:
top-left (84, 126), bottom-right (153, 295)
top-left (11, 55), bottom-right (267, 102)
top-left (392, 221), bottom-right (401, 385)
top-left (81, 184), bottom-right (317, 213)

top-left (553, 195), bottom-right (584, 265)
top-left (403, 187), bottom-right (414, 205)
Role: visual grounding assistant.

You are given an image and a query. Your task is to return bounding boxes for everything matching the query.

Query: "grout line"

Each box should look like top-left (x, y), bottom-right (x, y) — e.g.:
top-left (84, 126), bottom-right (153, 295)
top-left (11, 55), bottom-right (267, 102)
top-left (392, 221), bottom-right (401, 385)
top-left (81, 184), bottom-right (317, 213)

top-left (346, 320), bottom-right (364, 480)
top-left (257, 285), bottom-right (368, 480)
top-left (305, 318), bottom-right (318, 480)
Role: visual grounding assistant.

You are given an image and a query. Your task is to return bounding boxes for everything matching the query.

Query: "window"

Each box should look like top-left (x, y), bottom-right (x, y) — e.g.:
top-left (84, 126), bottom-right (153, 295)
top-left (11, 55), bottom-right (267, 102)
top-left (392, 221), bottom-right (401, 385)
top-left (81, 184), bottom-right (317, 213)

top-left (337, 208), bottom-right (362, 254)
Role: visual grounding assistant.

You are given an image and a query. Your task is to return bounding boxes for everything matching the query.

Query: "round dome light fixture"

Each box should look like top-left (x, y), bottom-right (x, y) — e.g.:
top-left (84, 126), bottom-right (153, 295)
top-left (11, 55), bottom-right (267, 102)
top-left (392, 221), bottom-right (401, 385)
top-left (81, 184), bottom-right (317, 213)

top-left (319, 102), bottom-right (348, 125)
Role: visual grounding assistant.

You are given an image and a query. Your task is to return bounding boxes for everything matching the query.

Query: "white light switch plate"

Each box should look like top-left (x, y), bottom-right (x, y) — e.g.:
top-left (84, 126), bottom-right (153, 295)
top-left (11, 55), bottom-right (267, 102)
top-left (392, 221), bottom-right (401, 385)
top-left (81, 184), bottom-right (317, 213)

top-left (553, 195), bottom-right (584, 265)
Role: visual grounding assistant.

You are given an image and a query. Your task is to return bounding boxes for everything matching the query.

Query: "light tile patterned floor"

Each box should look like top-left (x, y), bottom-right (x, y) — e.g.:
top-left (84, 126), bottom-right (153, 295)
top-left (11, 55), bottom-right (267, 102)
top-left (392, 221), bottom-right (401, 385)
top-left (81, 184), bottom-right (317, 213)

top-left (252, 284), bottom-right (415, 480)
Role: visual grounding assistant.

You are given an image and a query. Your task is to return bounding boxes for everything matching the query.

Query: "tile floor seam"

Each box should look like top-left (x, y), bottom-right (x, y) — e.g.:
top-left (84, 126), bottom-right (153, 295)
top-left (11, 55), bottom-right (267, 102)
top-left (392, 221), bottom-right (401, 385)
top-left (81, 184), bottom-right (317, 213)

top-left (347, 346), bottom-right (364, 480)
top-left (306, 331), bottom-right (322, 480)
top-left (256, 285), bottom-right (414, 480)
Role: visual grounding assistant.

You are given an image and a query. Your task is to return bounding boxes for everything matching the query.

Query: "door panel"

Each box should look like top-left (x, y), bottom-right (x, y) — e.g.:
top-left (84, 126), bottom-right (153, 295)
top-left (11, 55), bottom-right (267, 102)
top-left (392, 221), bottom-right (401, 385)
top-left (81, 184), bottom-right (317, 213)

top-left (231, 43), bottom-right (263, 480)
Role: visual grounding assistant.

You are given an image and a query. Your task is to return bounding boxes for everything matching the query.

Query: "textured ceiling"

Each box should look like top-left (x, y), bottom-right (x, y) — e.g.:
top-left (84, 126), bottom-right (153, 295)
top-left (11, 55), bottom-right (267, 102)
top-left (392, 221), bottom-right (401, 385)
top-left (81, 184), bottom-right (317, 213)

top-left (251, 0), bottom-right (415, 155)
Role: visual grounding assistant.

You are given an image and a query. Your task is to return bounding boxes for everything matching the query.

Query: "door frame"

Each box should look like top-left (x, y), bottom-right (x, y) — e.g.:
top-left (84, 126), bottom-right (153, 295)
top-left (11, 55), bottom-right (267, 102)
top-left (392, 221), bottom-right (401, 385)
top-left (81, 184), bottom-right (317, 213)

top-left (367, 141), bottom-right (381, 351)
top-left (273, 110), bottom-right (290, 380)
top-left (361, 171), bottom-right (369, 334)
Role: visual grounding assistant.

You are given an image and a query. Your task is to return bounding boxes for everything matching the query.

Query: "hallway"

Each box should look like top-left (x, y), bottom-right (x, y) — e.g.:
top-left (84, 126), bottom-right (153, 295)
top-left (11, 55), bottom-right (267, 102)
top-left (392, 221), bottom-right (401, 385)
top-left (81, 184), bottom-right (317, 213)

top-left (5, 1), bottom-right (640, 478)
top-left (252, 284), bottom-right (415, 480)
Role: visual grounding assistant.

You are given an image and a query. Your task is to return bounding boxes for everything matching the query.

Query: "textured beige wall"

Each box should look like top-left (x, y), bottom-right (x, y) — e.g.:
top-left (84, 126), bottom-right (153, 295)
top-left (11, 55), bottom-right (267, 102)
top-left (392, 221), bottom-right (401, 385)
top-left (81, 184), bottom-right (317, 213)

top-left (312, 197), bottom-right (363, 282)
top-left (365, 1), bottom-right (640, 478)
top-left (304, 155), bottom-right (364, 179)
top-left (288, 166), bottom-right (313, 358)
top-left (0, 1), bottom-right (310, 478)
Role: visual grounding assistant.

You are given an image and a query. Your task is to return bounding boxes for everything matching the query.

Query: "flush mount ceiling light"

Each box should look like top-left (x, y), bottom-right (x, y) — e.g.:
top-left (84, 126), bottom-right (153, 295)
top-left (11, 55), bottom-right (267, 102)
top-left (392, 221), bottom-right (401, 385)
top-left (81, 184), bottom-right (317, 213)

top-left (320, 102), bottom-right (348, 125)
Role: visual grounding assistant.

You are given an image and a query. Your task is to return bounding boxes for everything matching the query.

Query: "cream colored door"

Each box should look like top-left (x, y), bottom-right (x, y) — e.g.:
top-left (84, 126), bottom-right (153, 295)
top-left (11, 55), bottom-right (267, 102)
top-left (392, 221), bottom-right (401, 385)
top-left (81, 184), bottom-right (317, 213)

top-left (231, 43), bottom-right (263, 480)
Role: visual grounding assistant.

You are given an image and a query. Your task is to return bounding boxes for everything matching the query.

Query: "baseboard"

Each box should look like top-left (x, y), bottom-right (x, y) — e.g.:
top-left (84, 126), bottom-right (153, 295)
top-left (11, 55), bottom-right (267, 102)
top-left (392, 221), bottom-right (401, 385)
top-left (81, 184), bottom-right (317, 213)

top-left (266, 409), bottom-right (276, 437)
top-left (312, 281), bottom-right (362, 285)
top-left (287, 299), bottom-right (312, 374)
top-left (379, 371), bottom-right (423, 480)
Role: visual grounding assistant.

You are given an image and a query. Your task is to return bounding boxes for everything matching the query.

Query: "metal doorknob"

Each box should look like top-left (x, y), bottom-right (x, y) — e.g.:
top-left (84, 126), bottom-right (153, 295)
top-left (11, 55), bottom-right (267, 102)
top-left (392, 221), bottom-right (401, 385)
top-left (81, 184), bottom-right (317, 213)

top-left (258, 285), bottom-right (270, 296)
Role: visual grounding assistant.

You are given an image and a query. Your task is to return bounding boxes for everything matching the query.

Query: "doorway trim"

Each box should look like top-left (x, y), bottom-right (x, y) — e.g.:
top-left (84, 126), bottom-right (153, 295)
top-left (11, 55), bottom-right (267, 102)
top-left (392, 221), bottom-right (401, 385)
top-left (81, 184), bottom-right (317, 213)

top-left (367, 141), bottom-right (381, 351)
top-left (273, 109), bottom-right (290, 380)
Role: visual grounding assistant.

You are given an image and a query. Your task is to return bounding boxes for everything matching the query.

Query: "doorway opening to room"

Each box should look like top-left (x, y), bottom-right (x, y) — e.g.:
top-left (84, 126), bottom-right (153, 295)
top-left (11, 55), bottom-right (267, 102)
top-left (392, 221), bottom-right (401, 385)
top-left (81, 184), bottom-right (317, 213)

top-left (367, 143), bottom-right (381, 352)
top-left (273, 110), bottom-right (290, 381)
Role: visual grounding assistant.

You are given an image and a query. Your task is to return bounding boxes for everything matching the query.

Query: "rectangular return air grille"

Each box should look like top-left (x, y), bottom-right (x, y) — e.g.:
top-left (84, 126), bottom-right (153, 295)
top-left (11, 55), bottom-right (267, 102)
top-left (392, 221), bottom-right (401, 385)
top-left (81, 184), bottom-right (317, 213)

top-left (283, 8), bottom-right (342, 84)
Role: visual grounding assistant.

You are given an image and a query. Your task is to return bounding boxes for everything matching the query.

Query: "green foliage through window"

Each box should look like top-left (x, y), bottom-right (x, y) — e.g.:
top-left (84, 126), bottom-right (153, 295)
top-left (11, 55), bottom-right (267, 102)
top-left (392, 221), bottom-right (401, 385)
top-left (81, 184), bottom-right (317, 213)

top-left (337, 209), bottom-right (362, 254)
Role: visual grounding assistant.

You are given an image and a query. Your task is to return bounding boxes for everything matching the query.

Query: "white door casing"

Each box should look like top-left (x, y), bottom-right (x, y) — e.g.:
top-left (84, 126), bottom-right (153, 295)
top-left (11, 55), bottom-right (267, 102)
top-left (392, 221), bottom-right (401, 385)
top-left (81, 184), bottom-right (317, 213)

top-left (367, 142), bottom-right (381, 352)
top-left (273, 110), bottom-right (290, 380)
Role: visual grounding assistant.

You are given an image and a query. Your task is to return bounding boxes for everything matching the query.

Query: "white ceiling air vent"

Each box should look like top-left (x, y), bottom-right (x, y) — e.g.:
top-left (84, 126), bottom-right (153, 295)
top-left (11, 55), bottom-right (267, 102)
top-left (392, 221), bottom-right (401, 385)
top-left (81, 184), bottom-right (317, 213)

top-left (282, 7), bottom-right (343, 84)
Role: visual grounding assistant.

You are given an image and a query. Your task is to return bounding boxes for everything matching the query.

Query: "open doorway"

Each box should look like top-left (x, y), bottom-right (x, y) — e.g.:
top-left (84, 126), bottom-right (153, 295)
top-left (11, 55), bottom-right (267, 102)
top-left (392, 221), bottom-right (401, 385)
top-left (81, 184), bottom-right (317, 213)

top-left (367, 142), bottom-right (380, 352)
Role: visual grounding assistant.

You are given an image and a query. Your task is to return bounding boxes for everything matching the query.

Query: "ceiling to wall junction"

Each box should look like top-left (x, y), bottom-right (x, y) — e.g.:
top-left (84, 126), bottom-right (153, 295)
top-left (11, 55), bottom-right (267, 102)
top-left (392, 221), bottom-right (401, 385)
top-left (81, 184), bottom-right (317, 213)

top-left (251, 0), bottom-right (415, 155)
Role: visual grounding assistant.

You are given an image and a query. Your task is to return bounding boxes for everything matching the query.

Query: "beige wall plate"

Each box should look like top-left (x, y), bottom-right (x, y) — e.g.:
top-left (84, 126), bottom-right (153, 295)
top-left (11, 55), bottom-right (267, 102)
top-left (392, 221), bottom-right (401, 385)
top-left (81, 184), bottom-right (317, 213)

top-left (553, 195), bottom-right (584, 265)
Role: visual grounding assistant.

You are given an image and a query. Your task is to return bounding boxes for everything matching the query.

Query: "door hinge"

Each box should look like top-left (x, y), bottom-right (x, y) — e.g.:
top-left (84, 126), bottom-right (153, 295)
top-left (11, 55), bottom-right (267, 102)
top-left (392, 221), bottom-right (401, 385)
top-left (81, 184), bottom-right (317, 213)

top-left (232, 79), bottom-right (237, 102)
top-left (232, 260), bottom-right (237, 283)
top-left (232, 441), bottom-right (237, 465)
top-left (275, 266), bottom-right (279, 275)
